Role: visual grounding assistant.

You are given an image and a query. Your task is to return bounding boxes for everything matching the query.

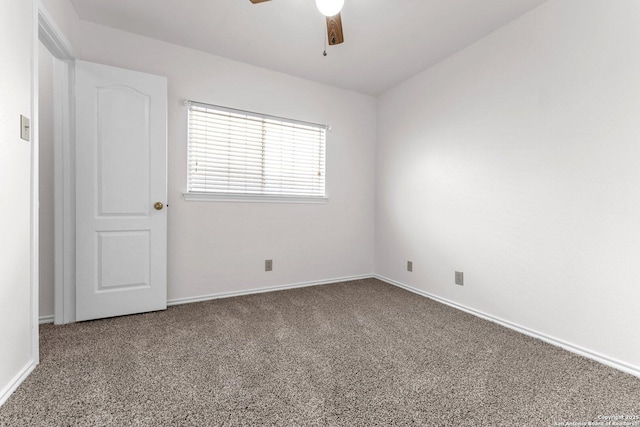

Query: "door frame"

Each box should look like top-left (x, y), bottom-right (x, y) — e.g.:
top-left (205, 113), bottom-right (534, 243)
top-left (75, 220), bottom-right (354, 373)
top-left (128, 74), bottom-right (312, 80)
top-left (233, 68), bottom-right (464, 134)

top-left (38, 5), bottom-right (78, 324)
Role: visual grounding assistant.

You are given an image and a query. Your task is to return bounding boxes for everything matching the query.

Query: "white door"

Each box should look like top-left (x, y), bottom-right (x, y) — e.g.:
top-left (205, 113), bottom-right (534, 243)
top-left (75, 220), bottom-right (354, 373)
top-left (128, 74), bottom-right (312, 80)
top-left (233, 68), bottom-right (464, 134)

top-left (75, 60), bottom-right (168, 322)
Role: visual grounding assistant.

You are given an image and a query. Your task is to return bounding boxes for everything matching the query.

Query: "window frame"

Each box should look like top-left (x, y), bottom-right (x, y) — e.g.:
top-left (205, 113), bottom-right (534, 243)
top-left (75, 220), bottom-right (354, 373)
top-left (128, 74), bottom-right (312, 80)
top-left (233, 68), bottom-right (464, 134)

top-left (183, 100), bottom-right (328, 204)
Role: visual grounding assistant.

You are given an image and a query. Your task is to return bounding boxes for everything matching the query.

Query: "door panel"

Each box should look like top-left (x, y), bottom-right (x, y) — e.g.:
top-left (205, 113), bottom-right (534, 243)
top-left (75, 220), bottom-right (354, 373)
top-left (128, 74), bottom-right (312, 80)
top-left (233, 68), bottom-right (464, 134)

top-left (97, 86), bottom-right (151, 216)
top-left (75, 60), bottom-right (167, 322)
top-left (97, 231), bottom-right (150, 291)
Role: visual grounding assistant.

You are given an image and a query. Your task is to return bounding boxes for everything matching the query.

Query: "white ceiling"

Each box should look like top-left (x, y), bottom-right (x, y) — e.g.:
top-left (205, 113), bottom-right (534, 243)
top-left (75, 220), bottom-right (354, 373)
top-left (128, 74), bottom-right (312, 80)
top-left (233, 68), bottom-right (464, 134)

top-left (70, 0), bottom-right (548, 95)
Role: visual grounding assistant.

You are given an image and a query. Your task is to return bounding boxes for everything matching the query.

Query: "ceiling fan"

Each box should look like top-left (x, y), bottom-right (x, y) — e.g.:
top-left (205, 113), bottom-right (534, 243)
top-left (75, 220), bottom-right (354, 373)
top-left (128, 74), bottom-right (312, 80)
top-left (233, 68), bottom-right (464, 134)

top-left (249, 0), bottom-right (345, 46)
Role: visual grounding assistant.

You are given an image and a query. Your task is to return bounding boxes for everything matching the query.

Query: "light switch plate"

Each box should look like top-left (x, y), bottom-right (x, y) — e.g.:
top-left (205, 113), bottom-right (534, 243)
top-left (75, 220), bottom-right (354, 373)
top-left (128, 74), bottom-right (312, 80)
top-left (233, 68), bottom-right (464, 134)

top-left (20, 115), bottom-right (30, 142)
top-left (455, 271), bottom-right (464, 286)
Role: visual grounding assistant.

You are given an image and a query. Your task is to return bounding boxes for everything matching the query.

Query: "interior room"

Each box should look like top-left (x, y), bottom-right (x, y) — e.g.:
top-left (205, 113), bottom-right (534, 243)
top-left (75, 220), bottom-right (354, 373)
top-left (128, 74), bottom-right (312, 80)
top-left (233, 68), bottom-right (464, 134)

top-left (1, 0), bottom-right (639, 425)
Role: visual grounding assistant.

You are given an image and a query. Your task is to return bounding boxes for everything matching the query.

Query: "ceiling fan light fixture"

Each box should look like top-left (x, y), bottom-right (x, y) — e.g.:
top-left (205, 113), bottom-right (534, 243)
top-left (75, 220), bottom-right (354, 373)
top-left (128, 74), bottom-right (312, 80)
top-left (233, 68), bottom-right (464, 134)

top-left (315, 0), bottom-right (344, 17)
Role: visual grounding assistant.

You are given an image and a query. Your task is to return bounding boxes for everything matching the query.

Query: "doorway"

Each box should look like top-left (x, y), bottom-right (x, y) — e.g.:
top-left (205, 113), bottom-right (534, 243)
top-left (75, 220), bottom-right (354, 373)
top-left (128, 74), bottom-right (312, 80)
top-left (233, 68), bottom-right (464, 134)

top-left (37, 8), bottom-right (168, 325)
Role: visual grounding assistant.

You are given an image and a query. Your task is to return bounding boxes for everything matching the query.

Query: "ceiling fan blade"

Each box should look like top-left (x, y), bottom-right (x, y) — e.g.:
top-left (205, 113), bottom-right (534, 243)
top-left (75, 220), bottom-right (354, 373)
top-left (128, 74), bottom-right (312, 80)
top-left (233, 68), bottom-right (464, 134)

top-left (249, 0), bottom-right (271, 3)
top-left (326, 13), bottom-right (344, 45)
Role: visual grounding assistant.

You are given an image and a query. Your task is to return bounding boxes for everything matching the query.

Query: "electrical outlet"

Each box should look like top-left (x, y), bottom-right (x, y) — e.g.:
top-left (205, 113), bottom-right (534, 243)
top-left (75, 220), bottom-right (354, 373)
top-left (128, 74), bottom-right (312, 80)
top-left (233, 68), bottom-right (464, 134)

top-left (455, 271), bottom-right (464, 286)
top-left (265, 259), bottom-right (273, 272)
top-left (407, 261), bottom-right (413, 272)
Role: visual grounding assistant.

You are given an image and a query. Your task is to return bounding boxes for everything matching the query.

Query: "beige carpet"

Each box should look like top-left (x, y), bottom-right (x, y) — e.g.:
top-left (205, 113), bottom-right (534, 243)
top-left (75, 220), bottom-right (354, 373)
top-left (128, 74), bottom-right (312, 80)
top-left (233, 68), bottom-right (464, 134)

top-left (1, 278), bottom-right (638, 426)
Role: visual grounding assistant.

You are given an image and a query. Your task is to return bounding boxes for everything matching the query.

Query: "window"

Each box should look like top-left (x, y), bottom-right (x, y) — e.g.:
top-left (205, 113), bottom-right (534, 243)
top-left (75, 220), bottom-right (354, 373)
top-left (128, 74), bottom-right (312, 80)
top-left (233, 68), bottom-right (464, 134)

top-left (186, 101), bottom-right (327, 202)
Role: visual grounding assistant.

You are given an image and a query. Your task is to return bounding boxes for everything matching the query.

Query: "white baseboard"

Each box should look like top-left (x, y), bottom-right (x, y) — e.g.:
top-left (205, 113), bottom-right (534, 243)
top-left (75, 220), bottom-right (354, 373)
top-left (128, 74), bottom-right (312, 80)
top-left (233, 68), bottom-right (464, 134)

top-left (375, 275), bottom-right (640, 379)
top-left (0, 361), bottom-right (36, 407)
top-left (38, 315), bottom-right (54, 324)
top-left (167, 274), bottom-right (373, 307)
top-left (37, 274), bottom-right (639, 379)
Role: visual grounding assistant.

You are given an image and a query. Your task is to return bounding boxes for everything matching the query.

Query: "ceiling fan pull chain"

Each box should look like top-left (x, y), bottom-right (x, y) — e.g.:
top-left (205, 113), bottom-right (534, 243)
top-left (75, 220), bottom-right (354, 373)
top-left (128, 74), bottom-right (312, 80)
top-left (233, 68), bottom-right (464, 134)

top-left (323, 24), bottom-right (328, 56)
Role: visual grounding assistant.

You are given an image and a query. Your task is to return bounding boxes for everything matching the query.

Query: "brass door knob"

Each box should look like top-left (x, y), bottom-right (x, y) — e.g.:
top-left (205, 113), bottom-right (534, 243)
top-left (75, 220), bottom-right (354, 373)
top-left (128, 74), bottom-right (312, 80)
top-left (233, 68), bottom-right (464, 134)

top-left (154, 202), bottom-right (164, 210)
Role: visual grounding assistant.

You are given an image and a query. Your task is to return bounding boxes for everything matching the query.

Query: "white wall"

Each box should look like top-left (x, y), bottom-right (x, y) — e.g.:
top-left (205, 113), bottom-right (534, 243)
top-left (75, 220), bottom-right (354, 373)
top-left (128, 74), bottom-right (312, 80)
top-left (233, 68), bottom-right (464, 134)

top-left (376, 0), bottom-right (640, 372)
top-left (66, 22), bottom-right (377, 302)
top-left (0, 0), bottom-right (36, 404)
top-left (38, 42), bottom-right (55, 319)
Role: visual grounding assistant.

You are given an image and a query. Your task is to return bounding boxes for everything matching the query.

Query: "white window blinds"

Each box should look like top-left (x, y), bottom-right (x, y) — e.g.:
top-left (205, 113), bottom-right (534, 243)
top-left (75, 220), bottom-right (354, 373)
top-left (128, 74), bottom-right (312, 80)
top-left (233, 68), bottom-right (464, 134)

top-left (187, 101), bottom-right (327, 199)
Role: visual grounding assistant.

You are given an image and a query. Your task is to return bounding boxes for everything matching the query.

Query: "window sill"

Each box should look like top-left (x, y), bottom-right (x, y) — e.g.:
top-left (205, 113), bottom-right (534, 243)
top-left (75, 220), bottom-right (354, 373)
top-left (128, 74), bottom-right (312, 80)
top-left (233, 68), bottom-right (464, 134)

top-left (183, 192), bottom-right (328, 204)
